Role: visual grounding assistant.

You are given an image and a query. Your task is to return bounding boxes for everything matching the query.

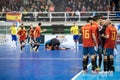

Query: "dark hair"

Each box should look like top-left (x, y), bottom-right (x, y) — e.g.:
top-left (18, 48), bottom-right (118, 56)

top-left (87, 17), bottom-right (93, 23)
top-left (93, 16), bottom-right (99, 21)
top-left (21, 26), bottom-right (24, 30)
top-left (38, 23), bottom-right (41, 26)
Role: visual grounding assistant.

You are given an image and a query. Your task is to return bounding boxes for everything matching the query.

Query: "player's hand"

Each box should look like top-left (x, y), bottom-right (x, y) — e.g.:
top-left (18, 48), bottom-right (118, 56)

top-left (94, 46), bottom-right (98, 52)
top-left (101, 34), bottom-right (104, 37)
top-left (44, 29), bottom-right (47, 31)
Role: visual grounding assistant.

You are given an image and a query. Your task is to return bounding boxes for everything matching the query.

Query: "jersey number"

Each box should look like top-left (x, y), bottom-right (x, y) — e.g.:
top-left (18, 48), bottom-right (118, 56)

top-left (82, 30), bottom-right (90, 38)
top-left (111, 32), bottom-right (116, 40)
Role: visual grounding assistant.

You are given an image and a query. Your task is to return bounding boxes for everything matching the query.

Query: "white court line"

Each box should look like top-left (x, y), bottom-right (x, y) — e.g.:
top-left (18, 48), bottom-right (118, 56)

top-left (0, 58), bottom-right (83, 60)
top-left (71, 63), bottom-right (91, 80)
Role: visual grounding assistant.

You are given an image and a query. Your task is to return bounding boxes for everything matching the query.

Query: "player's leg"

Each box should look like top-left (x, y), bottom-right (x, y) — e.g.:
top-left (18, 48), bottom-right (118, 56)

top-left (94, 46), bottom-right (98, 69)
top-left (109, 49), bottom-right (115, 72)
top-left (32, 37), bottom-right (37, 49)
top-left (91, 55), bottom-right (96, 73)
top-left (82, 56), bottom-right (88, 72)
top-left (73, 35), bottom-right (79, 49)
top-left (13, 35), bottom-right (17, 47)
top-left (89, 47), bottom-right (96, 73)
top-left (96, 46), bottom-right (103, 71)
top-left (20, 41), bottom-right (23, 51)
top-left (109, 55), bottom-right (114, 72)
top-left (82, 47), bottom-right (88, 73)
top-left (11, 35), bottom-right (17, 47)
top-left (34, 37), bottom-right (40, 52)
top-left (23, 40), bottom-right (26, 49)
top-left (103, 49), bottom-right (108, 72)
top-left (94, 54), bottom-right (97, 69)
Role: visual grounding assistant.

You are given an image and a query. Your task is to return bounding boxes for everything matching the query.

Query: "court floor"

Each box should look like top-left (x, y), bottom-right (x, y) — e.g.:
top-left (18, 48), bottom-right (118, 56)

top-left (0, 44), bottom-right (120, 80)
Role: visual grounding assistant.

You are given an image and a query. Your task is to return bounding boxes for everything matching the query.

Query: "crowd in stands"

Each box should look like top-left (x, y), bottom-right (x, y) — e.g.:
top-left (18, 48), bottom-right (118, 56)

top-left (0, 0), bottom-right (119, 12)
top-left (0, 0), bottom-right (55, 12)
top-left (0, 0), bottom-right (119, 22)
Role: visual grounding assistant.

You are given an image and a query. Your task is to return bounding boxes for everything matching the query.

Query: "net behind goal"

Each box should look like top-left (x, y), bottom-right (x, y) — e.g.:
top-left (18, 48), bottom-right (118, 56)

top-left (0, 21), bottom-right (19, 45)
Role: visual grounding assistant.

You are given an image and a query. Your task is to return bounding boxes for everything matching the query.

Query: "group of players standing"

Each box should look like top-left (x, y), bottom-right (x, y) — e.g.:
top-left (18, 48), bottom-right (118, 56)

top-left (10, 22), bottom-right (46, 52)
top-left (80, 16), bottom-right (117, 73)
top-left (70, 16), bottom-right (117, 73)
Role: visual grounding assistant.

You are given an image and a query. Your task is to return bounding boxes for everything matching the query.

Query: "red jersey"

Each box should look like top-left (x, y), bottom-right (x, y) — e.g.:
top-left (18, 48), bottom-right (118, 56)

top-left (91, 22), bottom-right (99, 44)
top-left (104, 25), bottom-right (117, 49)
top-left (81, 23), bottom-right (95, 47)
top-left (29, 29), bottom-right (34, 38)
top-left (18, 29), bottom-right (27, 41)
top-left (34, 26), bottom-right (41, 37)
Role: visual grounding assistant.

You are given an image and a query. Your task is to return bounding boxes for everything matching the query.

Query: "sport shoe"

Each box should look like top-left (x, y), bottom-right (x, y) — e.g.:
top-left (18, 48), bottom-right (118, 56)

top-left (82, 70), bottom-right (87, 73)
top-left (35, 50), bottom-right (39, 52)
top-left (96, 67), bottom-right (101, 71)
top-left (33, 47), bottom-right (36, 51)
top-left (92, 70), bottom-right (97, 74)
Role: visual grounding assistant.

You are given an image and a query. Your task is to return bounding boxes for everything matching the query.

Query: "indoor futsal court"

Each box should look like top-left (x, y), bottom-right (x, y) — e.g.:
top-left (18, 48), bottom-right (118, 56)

top-left (0, 44), bottom-right (120, 80)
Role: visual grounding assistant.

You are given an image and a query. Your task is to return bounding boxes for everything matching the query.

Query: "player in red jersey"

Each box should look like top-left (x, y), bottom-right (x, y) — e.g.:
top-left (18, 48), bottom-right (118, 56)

top-left (91, 16), bottom-right (103, 71)
top-left (17, 26), bottom-right (27, 51)
top-left (28, 25), bottom-right (35, 50)
top-left (102, 19), bottom-right (117, 72)
top-left (81, 17), bottom-right (98, 73)
top-left (32, 23), bottom-right (46, 52)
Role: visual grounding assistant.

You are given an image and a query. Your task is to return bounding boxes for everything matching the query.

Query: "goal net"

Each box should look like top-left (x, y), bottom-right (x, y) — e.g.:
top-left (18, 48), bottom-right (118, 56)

top-left (0, 21), bottom-right (19, 45)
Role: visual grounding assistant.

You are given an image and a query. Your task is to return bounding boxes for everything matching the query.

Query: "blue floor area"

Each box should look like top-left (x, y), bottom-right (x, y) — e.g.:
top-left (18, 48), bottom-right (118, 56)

top-left (72, 45), bottom-right (120, 80)
top-left (0, 45), bottom-right (120, 80)
top-left (0, 45), bottom-right (83, 80)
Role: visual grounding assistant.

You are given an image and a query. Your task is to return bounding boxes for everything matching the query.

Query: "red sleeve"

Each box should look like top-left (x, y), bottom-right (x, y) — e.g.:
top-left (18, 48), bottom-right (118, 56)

top-left (91, 25), bottom-right (97, 34)
top-left (17, 30), bottom-right (21, 35)
top-left (105, 26), bottom-right (110, 36)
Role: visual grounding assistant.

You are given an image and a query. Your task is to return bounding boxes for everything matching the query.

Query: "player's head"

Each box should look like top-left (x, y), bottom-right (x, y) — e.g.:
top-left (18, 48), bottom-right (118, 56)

top-left (21, 23), bottom-right (24, 26)
top-left (30, 24), bottom-right (33, 29)
top-left (38, 23), bottom-right (41, 26)
top-left (20, 23), bottom-right (24, 27)
top-left (21, 26), bottom-right (24, 30)
top-left (56, 35), bottom-right (58, 38)
top-left (104, 19), bottom-right (111, 26)
top-left (87, 17), bottom-right (93, 23)
top-left (93, 16), bottom-right (99, 22)
top-left (99, 19), bottom-right (105, 26)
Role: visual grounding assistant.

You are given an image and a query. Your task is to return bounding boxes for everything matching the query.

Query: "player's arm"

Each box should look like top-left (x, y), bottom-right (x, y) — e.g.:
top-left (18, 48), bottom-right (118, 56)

top-left (101, 34), bottom-right (109, 39)
top-left (41, 29), bottom-right (47, 33)
top-left (34, 30), bottom-right (36, 41)
top-left (114, 31), bottom-right (118, 48)
top-left (92, 33), bottom-right (98, 47)
top-left (91, 26), bottom-right (98, 47)
top-left (101, 27), bottom-right (109, 39)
